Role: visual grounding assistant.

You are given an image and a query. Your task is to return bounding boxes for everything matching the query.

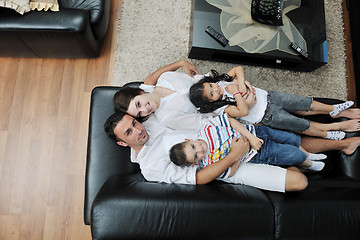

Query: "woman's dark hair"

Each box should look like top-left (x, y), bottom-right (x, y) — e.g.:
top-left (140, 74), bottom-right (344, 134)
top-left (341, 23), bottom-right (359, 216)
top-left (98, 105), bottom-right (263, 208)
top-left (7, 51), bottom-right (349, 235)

top-left (169, 142), bottom-right (192, 167)
top-left (113, 87), bottom-right (148, 122)
top-left (189, 69), bottom-right (236, 113)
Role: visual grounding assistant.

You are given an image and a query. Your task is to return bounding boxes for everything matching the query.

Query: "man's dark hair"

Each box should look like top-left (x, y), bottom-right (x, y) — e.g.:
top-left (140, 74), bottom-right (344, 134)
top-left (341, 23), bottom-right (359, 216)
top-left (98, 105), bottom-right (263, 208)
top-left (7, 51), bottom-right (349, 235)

top-left (104, 112), bottom-right (127, 142)
top-left (169, 142), bottom-right (192, 167)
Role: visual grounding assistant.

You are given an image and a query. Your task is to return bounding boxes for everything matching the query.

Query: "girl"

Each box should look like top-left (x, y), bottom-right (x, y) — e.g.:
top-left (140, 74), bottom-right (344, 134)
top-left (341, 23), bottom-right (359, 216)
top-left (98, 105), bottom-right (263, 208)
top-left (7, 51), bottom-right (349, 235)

top-left (189, 66), bottom-right (360, 140)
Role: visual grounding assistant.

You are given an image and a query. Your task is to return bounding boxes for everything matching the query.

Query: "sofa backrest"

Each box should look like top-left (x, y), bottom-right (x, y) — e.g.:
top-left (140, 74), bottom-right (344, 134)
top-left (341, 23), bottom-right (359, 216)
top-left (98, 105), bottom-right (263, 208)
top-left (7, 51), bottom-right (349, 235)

top-left (84, 86), bottom-right (141, 225)
top-left (59, 0), bottom-right (110, 39)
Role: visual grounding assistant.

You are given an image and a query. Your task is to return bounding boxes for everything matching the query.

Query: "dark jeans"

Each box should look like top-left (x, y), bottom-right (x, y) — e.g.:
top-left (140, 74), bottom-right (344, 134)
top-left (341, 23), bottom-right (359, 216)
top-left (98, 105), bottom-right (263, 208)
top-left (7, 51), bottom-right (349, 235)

top-left (261, 90), bottom-right (312, 132)
top-left (250, 126), bottom-right (307, 166)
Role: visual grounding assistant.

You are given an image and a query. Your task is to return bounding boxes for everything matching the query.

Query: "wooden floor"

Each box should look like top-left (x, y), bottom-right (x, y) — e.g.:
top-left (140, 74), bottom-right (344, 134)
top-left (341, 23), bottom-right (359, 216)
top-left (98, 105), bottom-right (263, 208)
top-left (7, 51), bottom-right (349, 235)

top-left (0, 0), bottom-right (355, 239)
top-left (0, 0), bottom-right (121, 239)
top-left (343, 0), bottom-right (357, 105)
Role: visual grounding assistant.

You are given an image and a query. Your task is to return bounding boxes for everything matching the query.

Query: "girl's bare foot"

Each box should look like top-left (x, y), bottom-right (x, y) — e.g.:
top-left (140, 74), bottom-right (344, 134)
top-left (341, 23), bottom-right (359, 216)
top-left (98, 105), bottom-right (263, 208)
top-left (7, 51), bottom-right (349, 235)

top-left (342, 137), bottom-right (360, 155)
top-left (339, 119), bottom-right (360, 132)
top-left (333, 108), bottom-right (360, 119)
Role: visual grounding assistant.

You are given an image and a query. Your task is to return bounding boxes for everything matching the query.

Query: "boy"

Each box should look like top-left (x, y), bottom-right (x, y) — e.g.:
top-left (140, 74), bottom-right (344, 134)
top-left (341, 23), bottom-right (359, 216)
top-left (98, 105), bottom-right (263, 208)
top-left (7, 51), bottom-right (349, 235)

top-left (170, 114), bottom-right (326, 180)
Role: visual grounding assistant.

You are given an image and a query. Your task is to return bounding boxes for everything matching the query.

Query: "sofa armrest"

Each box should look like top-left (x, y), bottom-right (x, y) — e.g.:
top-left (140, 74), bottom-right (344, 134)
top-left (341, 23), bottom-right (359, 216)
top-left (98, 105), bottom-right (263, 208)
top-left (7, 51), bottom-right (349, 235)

top-left (90, 174), bottom-right (275, 240)
top-left (0, 7), bottom-right (104, 58)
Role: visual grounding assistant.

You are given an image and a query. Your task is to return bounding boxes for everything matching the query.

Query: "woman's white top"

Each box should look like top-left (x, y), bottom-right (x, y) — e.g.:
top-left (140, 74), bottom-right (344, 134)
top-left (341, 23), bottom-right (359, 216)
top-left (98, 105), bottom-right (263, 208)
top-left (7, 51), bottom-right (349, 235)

top-left (213, 81), bottom-right (268, 124)
top-left (140, 71), bottom-right (214, 132)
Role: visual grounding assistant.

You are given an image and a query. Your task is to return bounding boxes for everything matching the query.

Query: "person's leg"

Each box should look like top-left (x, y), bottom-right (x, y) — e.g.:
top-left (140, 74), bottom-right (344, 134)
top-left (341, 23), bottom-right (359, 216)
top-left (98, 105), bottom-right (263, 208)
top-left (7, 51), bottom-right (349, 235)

top-left (254, 126), bottom-right (306, 165)
top-left (267, 91), bottom-right (358, 133)
top-left (301, 136), bottom-right (360, 155)
top-left (298, 146), bottom-right (326, 171)
top-left (261, 100), bottom-right (346, 139)
top-left (299, 146), bottom-right (327, 161)
top-left (284, 167), bottom-right (308, 191)
top-left (253, 126), bottom-right (325, 170)
top-left (304, 121), bottom-right (345, 140)
top-left (309, 120), bottom-right (360, 133)
top-left (256, 125), bottom-right (300, 146)
top-left (226, 163), bottom-right (307, 192)
top-left (334, 108), bottom-right (360, 119)
top-left (295, 100), bottom-right (356, 118)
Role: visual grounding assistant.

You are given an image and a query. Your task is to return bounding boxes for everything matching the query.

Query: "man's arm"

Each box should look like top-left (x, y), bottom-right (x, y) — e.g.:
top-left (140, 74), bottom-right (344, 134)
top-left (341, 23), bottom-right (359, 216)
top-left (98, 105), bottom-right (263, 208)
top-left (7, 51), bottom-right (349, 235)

top-left (144, 60), bottom-right (199, 86)
top-left (195, 136), bottom-right (249, 184)
top-left (228, 159), bottom-right (241, 177)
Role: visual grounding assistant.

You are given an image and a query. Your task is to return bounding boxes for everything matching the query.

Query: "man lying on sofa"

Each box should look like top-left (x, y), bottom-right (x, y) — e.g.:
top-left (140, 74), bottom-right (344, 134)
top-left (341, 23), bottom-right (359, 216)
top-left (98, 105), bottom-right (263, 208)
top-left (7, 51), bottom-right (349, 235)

top-left (104, 111), bottom-right (360, 193)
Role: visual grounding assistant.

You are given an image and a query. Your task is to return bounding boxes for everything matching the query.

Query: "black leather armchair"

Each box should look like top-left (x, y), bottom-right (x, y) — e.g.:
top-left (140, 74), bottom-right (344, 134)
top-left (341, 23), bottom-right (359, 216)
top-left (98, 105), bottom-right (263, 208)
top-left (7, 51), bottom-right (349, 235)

top-left (85, 84), bottom-right (360, 240)
top-left (0, 0), bottom-right (110, 58)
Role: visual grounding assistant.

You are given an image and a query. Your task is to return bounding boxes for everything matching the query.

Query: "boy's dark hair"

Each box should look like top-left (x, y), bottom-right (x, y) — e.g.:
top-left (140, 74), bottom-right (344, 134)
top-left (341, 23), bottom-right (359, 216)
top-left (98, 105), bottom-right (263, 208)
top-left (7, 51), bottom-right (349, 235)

top-left (189, 69), bottom-right (236, 113)
top-left (113, 87), bottom-right (149, 122)
top-left (104, 112), bottom-right (127, 142)
top-left (169, 141), bottom-right (192, 167)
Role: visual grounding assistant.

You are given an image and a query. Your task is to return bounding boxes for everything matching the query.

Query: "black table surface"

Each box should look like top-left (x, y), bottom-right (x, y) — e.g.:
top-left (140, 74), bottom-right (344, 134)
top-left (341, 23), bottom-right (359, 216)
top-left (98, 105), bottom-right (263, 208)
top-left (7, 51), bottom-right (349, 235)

top-left (189, 0), bottom-right (328, 69)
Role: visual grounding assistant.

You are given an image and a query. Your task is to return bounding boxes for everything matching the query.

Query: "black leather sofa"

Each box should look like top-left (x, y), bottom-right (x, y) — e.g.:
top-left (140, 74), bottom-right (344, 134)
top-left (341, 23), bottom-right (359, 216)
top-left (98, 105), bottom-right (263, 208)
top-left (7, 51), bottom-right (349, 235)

top-left (84, 84), bottom-right (360, 240)
top-left (0, 0), bottom-right (110, 58)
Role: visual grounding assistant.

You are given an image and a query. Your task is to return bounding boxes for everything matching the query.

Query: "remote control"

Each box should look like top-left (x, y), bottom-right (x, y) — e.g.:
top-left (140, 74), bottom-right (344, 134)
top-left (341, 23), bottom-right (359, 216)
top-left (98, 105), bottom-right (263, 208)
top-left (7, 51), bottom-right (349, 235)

top-left (290, 42), bottom-right (309, 59)
top-left (205, 26), bottom-right (229, 47)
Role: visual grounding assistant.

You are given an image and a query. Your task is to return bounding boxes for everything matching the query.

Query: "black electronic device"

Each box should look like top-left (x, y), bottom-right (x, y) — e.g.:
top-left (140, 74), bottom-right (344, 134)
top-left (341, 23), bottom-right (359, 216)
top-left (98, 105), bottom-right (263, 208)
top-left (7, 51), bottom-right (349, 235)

top-left (290, 42), bottom-right (309, 59)
top-left (205, 26), bottom-right (229, 47)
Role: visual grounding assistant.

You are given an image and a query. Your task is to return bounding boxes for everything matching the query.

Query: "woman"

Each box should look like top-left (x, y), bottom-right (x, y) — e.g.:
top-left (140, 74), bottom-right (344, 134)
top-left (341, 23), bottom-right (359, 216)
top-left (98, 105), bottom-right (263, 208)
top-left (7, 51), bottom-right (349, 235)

top-left (114, 60), bottom-right (214, 131)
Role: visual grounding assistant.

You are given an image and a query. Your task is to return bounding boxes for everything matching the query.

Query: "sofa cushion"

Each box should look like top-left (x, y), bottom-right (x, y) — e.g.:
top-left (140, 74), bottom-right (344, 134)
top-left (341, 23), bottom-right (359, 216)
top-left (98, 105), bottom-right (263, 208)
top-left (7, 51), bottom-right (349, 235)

top-left (266, 188), bottom-right (360, 240)
top-left (0, 0), bottom-right (30, 14)
top-left (91, 174), bottom-right (275, 240)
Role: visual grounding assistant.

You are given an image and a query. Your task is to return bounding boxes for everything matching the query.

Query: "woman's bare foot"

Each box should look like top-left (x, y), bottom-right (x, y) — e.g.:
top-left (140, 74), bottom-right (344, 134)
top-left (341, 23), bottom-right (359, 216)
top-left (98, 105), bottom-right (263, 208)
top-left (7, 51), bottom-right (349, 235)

top-left (339, 119), bottom-right (360, 132)
top-left (342, 137), bottom-right (360, 155)
top-left (333, 108), bottom-right (360, 119)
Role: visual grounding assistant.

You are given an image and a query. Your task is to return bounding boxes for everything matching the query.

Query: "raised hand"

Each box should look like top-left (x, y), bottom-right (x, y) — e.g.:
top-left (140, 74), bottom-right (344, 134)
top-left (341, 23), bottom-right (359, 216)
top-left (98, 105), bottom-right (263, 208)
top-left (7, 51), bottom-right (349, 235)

top-left (230, 136), bottom-right (250, 161)
top-left (248, 135), bottom-right (264, 151)
top-left (225, 83), bottom-right (240, 95)
top-left (245, 91), bottom-right (257, 109)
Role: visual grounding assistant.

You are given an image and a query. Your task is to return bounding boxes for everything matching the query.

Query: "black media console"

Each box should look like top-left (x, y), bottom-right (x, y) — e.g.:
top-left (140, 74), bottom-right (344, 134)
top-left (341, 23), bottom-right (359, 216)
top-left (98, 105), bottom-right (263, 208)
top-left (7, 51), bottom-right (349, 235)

top-left (188, 0), bottom-right (327, 72)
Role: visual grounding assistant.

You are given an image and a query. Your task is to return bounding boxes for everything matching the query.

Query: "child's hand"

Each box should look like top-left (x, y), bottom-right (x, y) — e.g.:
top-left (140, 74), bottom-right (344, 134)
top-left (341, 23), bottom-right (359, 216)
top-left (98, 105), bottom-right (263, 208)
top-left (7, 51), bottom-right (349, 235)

top-left (245, 91), bottom-right (257, 109)
top-left (225, 84), bottom-right (239, 95)
top-left (237, 82), bottom-right (248, 96)
top-left (230, 136), bottom-right (250, 160)
top-left (248, 136), bottom-right (264, 151)
top-left (244, 81), bottom-right (255, 94)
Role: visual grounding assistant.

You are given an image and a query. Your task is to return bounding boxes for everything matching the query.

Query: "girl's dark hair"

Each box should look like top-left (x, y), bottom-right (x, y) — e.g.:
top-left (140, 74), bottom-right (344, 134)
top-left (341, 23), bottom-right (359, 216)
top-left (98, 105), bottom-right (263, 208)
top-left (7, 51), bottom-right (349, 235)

top-left (113, 87), bottom-right (149, 122)
top-left (189, 69), bottom-right (236, 113)
top-left (169, 142), bottom-right (192, 167)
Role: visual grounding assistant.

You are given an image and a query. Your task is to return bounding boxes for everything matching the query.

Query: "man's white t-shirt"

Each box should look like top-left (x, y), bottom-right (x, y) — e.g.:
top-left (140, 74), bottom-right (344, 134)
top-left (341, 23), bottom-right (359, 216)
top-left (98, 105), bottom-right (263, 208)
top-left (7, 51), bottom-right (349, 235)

top-left (131, 115), bottom-right (198, 184)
